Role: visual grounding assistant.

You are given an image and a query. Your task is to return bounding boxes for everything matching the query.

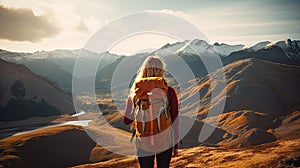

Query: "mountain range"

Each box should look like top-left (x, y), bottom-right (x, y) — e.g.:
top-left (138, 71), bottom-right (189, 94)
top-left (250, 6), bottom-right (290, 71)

top-left (0, 39), bottom-right (299, 121)
top-left (1, 39), bottom-right (299, 93)
top-left (0, 49), bottom-right (121, 92)
top-left (0, 39), bottom-right (299, 167)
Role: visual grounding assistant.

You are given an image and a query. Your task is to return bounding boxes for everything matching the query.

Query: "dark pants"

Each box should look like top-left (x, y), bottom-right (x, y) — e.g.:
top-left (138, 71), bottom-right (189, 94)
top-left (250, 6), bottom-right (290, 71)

top-left (137, 148), bottom-right (173, 168)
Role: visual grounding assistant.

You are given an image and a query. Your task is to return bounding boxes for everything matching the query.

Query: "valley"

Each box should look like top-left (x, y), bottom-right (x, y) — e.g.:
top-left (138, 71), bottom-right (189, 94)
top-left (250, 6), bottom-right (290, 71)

top-left (0, 39), bottom-right (299, 167)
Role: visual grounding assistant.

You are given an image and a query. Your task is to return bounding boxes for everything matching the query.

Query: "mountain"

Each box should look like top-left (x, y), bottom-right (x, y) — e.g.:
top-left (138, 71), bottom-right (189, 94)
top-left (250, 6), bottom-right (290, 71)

top-left (152, 39), bottom-right (245, 57)
top-left (0, 59), bottom-right (75, 121)
top-left (222, 39), bottom-right (300, 66)
top-left (0, 125), bottom-right (126, 168)
top-left (1, 39), bottom-right (299, 94)
top-left (175, 39), bottom-right (217, 56)
top-left (0, 39), bottom-right (299, 167)
top-left (151, 39), bottom-right (300, 66)
top-left (92, 57), bottom-right (300, 148)
top-left (213, 42), bottom-right (245, 56)
top-left (0, 49), bottom-right (74, 91)
top-left (181, 58), bottom-right (300, 147)
top-left (87, 39), bottom-right (300, 114)
top-left (246, 41), bottom-right (271, 52)
top-left (153, 40), bottom-right (189, 56)
top-left (0, 49), bottom-right (121, 92)
top-left (271, 39), bottom-right (300, 59)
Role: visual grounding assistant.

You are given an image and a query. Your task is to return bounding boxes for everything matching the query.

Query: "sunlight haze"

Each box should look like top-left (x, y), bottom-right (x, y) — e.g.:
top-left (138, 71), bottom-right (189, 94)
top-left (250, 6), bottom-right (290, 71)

top-left (0, 0), bottom-right (299, 53)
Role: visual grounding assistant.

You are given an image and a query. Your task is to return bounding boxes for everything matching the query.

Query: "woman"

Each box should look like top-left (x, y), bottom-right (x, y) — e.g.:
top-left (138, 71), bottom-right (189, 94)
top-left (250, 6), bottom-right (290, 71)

top-left (123, 56), bottom-right (179, 168)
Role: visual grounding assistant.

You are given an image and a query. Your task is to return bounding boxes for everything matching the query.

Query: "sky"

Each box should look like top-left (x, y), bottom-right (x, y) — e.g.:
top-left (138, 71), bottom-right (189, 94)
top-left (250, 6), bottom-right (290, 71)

top-left (0, 0), bottom-right (299, 55)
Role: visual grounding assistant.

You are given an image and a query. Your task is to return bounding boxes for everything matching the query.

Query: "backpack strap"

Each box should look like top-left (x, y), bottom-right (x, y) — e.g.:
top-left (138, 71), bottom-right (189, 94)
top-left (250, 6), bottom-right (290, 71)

top-left (141, 108), bottom-right (146, 134)
top-left (163, 96), bottom-right (169, 118)
top-left (166, 87), bottom-right (172, 121)
top-left (155, 95), bottom-right (168, 132)
top-left (133, 98), bottom-right (140, 118)
top-left (148, 96), bottom-right (155, 145)
top-left (133, 98), bottom-right (148, 135)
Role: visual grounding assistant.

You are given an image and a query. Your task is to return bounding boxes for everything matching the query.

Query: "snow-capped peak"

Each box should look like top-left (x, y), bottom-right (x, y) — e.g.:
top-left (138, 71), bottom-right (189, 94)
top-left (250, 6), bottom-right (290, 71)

top-left (246, 41), bottom-right (271, 52)
top-left (32, 49), bottom-right (79, 59)
top-left (154, 39), bottom-right (245, 56)
top-left (174, 39), bottom-right (218, 56)
top-left (213, 42), bottom-right (245, 56)
top-left (265, 39), bottom-right (300, 59)
top-left (190, 39), bottom-right (210, 47)
top-left (153, 40), bottom-right (189, 56)
top-left (266, 39), bottom-right (298, 50)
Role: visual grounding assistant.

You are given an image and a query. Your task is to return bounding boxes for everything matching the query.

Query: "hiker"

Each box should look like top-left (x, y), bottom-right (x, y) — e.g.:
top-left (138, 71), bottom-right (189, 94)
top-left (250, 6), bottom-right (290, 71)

top-left (123, 56), bottom-right (179, 168)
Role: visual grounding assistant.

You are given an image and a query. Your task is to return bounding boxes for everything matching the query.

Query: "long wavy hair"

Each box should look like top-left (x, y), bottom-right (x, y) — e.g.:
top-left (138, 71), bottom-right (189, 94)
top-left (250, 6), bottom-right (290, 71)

top-left (130, 56), bottom-right (166, 97)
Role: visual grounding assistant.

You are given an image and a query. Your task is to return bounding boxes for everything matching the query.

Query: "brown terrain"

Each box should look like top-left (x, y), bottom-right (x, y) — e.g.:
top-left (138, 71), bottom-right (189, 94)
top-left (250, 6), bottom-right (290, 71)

top-left (73, 139), bottom-right (300, 168)
top-left (180, 58), bottom-right (300, 148)
top-left (0, 58), bottom-right (299, 167)
top-left (0, 125), bottom-right (128, 168)
top-left (0, 124), bottom-right (299, 168)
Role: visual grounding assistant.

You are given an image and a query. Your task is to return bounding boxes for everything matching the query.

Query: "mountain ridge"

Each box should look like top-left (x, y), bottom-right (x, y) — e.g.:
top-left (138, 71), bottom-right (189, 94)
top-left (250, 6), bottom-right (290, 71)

top-left (0, 59), bottom-right (75, 121)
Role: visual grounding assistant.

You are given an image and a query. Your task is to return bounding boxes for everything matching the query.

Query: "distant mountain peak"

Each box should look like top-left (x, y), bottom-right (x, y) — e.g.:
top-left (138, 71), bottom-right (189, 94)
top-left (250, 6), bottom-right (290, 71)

top-left (190, 39), bottom-right (210, 46)
top-left (267, 39), bottom-right (298, 49)
top-left (159, 40), bottom-right (189, 50)
top-left (286, 38), bottom-right (292, 44)
top-left (173, 39), bottom-right (216, 56)
top-left (263, 39), bottom-right (300, 59)
top-left (246, 41), bottom-right (271, 52)
top-left (153, 40), bottom-right (188, 56)
top-left (213, 42), bottom-right (232, 47)
top-left (213, 42), bottom-right (245, 56)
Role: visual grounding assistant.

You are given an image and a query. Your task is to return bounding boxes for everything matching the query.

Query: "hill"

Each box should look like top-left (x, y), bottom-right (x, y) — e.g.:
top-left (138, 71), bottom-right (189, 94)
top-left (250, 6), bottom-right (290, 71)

top-left (0, 125), bottom-right (126, 168)
top-left (0, 59), bottom-right (75, 121)
top-left (182, 58), bottom-right (300, 147)
top-left (73, 139), bottom-right (300, 168)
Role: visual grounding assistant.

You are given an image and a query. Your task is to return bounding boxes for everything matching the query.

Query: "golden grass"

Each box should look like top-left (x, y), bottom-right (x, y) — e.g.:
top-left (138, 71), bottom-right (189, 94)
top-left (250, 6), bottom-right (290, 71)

top-left (73, 139), bottom-right (300, 168)
top-left (0, 125), bottom-right (127, 168)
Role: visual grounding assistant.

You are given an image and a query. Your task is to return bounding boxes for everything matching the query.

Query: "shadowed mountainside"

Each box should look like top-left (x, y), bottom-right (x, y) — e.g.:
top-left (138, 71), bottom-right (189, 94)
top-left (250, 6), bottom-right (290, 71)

top-left (0, 59), bottom-right (75, 121)
top-left (0, 49), bottom-right (122, 91)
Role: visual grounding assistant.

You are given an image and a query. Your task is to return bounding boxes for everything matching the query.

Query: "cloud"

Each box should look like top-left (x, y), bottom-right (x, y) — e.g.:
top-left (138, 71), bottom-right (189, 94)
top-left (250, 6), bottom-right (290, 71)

top-left (145, 9), bottom-right (191, 20)
top-left (0, 5), bottom-right (61, 42)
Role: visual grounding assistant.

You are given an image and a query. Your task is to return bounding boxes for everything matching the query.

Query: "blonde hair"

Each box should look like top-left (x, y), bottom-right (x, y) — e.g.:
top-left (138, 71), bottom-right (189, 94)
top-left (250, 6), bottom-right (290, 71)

top-left (130, 56), bottom-right (166, 96)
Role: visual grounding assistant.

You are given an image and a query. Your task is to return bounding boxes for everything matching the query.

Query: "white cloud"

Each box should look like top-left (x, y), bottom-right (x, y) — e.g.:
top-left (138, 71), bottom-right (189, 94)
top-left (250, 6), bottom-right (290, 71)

top-left (145, 9), bottom-right (191, 20)
top-left (0, 5), bottom-right (61, 42)
top-left (0, 0), bottom-right (103, 51)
